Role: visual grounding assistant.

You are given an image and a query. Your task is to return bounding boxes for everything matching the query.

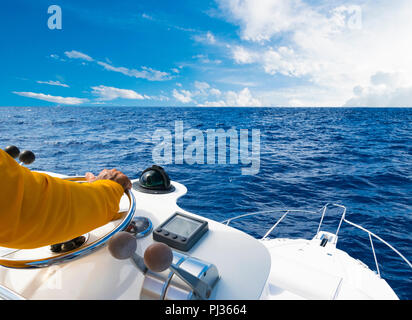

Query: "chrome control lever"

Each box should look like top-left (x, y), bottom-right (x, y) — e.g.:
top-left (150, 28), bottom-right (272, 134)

top-left (130, 253), bottom-right (148, 274)
top-left (108, 232), bottom-right (213, 299)
top-left (169, 264), bottom-right (212, 299)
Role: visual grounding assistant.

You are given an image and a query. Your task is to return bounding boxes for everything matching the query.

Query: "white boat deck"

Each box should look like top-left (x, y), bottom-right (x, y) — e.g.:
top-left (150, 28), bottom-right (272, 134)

top-left (260, 237), bottom-right (398, 300)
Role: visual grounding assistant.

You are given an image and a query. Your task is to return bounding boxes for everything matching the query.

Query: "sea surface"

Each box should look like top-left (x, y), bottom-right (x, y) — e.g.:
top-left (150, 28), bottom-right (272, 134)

top-left (0, 106), bottom-right (411, 299)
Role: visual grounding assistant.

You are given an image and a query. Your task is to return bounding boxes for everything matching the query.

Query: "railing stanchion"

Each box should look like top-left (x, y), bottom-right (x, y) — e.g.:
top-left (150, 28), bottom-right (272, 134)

top-left (369, 233), bottom-right (381, 277)
top-left (262, 211), bottom-right (289, 240)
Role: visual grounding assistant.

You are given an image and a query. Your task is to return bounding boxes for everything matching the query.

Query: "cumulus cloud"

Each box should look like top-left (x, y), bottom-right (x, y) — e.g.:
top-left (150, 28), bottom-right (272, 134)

top-left (13, 91), bottom-right (88, 105)
top-left (194, 81), bottom-right (211, 92)
top-left (91, 85), bottom-right (145, 101)
top-left (218, 0), bottom-right (317, 42)
top-left (225, 88), bottom-right (262, 106)
top-left (232, 44), bottom-right (317, 79)
top-left (344, 72), bottom-right (412, 107)
top-left (209, 88), bottom-right (222, 96)
top-left (202, 88), bottom-right (262, 107)
top-left (217, 0), bottom-right (412, 106)
top-left (232, 46), bottom-right (257, 64)
top-left (172, 81), bottom-right (261, 106)
top-left (173, 89), bottom-right (193, 103)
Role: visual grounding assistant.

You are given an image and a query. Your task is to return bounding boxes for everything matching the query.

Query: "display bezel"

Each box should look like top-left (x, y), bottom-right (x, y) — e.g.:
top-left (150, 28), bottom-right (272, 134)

top-left (153, 212), bottom-right (209, 251)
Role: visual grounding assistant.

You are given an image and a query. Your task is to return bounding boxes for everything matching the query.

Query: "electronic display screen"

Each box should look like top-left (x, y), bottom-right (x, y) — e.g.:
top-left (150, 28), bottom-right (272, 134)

top-left (163, 215), bottom-right (202, 238)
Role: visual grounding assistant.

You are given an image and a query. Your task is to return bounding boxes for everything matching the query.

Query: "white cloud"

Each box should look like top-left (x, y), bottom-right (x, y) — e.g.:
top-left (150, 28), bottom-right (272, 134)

top-left (218, 0), bottom-right (313, 42)
top-left (262, 46), bottom-right (312, 77)
top-left (344, 72), bottom-right (412, 107)
top-left (225, 88), bottom-right (262, 106)
top-left (194, 81), bottom-right (210, 92)
top-left (194, 31), bottom-right (217, 44)
top-left (217, 0), bottom-right (412, 106)
top-left (62, 50), bottom-right (172, 82)
top-left (97, 61), bottom-right (172, 81)
top-left (178, 81), bottom-right (221, 100)
top-left (206, 31), bottom-right (216, 44)
top-left (153, 95), bottom-right (170, 102)
top-left (91, 85), bottom-right (145, 101)
top-left (37, 80), bottom-right (69, 88)
top-left (216, 77), bottom-right (258, 87)
top-left (173, 89), bottom-right (193, 103)
top-left (173, 81), bottom-right (261, 106)
top-left (210, 88), bottom-right (222, 96)
top-left (141, 13), bottom-right (154, 20)
top-left (233, 45), bottom-right (308, 78)
top-left (192, 54), bottom-right (222, 64)
top-left (201, 100), bottom-right (227, 107)
top-left (232, 46), bottom-right (257, 64)
top-left (64, 50), bottom-right (94, 61)
top-left (256, 86), bottom-right (345, 107)
top-left (200, 87), bottom-right (262, 107)
top-left (13, 92), bottom-right (88, 105)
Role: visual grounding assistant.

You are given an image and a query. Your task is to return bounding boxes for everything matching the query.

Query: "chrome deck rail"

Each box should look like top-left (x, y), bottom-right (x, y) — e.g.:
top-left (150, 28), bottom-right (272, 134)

top-left (342, 218), bottom-right (412, 277)
top-left (221, 208), bottom-right (323, 240)
top-left (221, 204), bottom-right (412, 277)
top-left (316, 203), bottom-right (347, 237)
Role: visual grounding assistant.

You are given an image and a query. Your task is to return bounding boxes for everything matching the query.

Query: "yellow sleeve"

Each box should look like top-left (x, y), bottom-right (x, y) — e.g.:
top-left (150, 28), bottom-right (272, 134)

top-left (0, 149), bottom-right (124, 249)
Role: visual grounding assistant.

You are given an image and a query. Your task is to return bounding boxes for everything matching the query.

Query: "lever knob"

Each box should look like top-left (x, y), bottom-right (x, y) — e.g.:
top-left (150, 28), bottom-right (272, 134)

top-left (108, 232), bottom-right (137, 260)
top-left (108, 232), bottom-right (173, 273)
top-left (19, 150), bottom-right (35, 165)
top-left (4, 146), bottom-right (20, 159)
top-left (144, 242), bottom-right (173, 272)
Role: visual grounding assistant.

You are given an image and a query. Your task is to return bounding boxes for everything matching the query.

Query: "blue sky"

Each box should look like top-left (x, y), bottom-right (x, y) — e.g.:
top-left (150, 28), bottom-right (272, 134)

top-left (1, 0), bottom-right (412, 107)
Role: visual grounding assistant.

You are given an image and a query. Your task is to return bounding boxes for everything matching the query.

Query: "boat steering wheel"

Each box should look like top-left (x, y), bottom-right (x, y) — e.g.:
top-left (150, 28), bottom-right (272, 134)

top-left (0, 176), bottom-right (136, 269)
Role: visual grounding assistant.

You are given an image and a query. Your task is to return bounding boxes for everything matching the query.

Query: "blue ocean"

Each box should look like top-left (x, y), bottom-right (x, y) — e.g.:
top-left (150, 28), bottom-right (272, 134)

top-left (0, 106), bottom-right (411, 299)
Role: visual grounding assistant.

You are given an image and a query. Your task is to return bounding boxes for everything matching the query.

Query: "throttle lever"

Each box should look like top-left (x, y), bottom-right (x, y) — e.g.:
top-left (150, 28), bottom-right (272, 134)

top-left (108, 232), bottom-right (213, 299)
top-left (168, 264), bottom-right (212, 299)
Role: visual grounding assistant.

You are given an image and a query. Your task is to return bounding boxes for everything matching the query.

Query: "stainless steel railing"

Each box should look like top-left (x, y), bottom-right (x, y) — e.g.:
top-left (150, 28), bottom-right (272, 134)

top-left (222, 204), bottom-right (412, 277)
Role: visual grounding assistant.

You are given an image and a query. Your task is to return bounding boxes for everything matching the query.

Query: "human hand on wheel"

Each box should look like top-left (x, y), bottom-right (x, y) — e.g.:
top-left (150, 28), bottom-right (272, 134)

top-left (85, 169), bottom-right (132, 191)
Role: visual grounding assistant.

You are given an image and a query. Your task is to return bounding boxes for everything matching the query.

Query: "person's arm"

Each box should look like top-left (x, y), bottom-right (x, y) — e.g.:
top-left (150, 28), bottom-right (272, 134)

top-left (0, 149), bottom-right (127, 249)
